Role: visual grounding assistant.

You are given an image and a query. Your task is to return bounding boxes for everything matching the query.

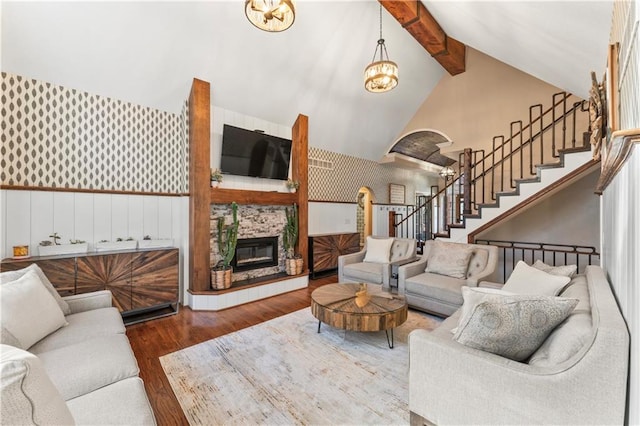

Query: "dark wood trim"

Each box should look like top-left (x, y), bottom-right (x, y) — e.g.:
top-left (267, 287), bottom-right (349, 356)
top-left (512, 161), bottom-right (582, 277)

top-left (380, 0), bottom-right (465, 75)
top-left (595, 128), bottom-right (640, 194)
top-left (211, 188), bottom-right (297, 205)
top-left (468, 159), bottom-right (600, 242)
top-left (309, 200), bottom-right (358, 205)
top-left (0, 185), bottom-right (185, 197)
top-left (188, 79), bottom-right (211, 293)
top-left (292, 114), bottom-right (309, 273)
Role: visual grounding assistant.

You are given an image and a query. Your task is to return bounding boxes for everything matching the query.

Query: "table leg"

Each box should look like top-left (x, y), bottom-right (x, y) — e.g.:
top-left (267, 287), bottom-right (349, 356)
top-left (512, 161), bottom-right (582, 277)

top-left (385, 328), bottom-right (394, 349)
top-left (317, 320), bottom-right (321, 333)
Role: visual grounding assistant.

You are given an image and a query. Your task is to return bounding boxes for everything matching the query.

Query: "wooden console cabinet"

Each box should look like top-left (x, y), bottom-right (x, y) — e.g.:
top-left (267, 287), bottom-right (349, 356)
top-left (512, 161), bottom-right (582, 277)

top-left (308, 232), bottom-right (360, 278)
top-left (1, 248), bottom-right (179, 324)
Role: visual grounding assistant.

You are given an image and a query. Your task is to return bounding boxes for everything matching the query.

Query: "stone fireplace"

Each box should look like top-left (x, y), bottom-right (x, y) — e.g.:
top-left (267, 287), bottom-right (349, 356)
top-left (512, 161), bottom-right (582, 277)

top-left (232, 236), bottom-right (279, 272)
top-left (210, 204), bottom-right (288, 282)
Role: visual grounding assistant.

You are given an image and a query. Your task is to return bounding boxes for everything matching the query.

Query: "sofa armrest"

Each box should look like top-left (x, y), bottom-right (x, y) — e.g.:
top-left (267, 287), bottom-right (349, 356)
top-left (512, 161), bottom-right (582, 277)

top-left (397, 257), bottom-right (428, 293)
top-left (63, 290), bottom-right (113, 314)
top-left (478, 280), bottom-right (504, 289)
top-left (338, 250), bottom-right (366, 267)
top-left (467, 245), bottom-right (499, 284)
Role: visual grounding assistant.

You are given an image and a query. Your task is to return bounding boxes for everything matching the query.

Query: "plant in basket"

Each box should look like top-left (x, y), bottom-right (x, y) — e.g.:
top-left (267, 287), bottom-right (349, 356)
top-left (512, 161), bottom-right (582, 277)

top-left (212, 202), bottom-right (239, 289)
top-left (283, 203), bottom-right (303, 275)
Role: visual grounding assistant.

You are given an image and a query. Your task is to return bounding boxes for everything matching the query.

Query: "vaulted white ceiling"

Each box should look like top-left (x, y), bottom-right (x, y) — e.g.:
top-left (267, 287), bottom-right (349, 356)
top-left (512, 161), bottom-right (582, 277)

top-left (1, 1), bottom-right (613, 162)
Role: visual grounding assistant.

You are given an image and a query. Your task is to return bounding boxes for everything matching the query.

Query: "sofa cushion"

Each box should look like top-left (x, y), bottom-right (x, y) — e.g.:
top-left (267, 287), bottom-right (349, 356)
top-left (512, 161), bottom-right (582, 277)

top-left (532, 260), bottom-right (577, 278)
top-left (528, 275), bottom-right (593, 366)
top-left (363, 237), bottom-right (393, 263)
top-left (466, 248), bottom-right (489, 278)
top-left (38, 334), bottom-right (140, 401)
top-left (0, 263), bottom-right (71, 315)
top-left (28, 307), bottom-right (125, 354)
top-left (0, 344), bottom-right (76, 425)
top-left (452, 287), bottom-right (515, 333)
top-left (342, 262), bottom-right (384, 284)
top-left (453, 293), bottom-right (578, 361)
top-left (426, 242), bottom-right (473, 279)
top-left (1, 270), bottom-right (68, 350)
top-left (503, 261), bottom-right (570, 296)
top-left (405, 272), bottom-right (466, 306)
top-left (67, 377), bottom-right (157, 425)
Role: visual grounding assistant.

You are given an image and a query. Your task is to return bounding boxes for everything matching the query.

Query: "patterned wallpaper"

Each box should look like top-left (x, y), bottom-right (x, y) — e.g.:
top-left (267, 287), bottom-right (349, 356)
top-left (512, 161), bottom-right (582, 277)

top-left (1, 72), bottom-right (188, 193)
top-left (308, 146), bottom-right (435, 205)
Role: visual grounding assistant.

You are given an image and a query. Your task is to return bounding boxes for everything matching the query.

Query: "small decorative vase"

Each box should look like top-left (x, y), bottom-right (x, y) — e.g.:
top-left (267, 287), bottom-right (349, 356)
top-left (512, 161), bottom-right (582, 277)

top-left (295, 257), bottom-right (303, 274)
top-left (211, 181), bottom-right (220, 188)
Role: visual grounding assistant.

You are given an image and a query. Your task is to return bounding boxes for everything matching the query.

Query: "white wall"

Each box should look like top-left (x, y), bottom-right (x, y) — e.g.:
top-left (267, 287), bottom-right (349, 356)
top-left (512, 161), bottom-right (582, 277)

top-left (308, 202), bottom-right (357, 235)
top-left (0, 190), bottom-right (189, 302)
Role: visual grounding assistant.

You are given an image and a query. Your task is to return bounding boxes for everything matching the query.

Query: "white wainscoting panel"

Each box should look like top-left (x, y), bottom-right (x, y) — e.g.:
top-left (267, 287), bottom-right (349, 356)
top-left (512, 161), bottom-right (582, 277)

top-left (93, 195), bottom-right (112, 244)
top-left (53, 192), bottom-right (75, 244)
top-left (74, 193), bottom-right (94, 246)
top-left (128, 196), bottom-right (144, 241)
top-left (30, 192), bottom-right (54, 249)
top-left (158, 197), bottom-right (173, 239)
top-left (142, 196), bottom-right (160, 239)
top-left (4, 191), bottom-right (31, 255)
top-left (111, 194), bottom-right (129, 240)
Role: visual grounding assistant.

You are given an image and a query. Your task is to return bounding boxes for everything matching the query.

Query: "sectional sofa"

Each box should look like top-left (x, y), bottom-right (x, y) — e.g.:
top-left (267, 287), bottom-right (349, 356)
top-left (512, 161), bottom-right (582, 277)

top-left (1, 264), bottom-right (156, 425)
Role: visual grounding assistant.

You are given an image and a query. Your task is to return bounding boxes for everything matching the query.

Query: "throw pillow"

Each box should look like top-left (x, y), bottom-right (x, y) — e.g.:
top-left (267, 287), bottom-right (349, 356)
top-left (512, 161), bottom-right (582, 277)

top-left (452, 286), bottom-right (516, 334)
top-left (532, 260), bottom-right (577, 278)
top-left (0, 264), bottom-right (71, 315)
top-left (453, 294), bottom-right (578, 361)
top-left (425, 242), bottom-right (473, 279)
top-left (503, 261), bottom-right (570, 296)
top-left (0, 270), bottom-right (67, 350)
top-left (363, 237), bottom-right (393, 263)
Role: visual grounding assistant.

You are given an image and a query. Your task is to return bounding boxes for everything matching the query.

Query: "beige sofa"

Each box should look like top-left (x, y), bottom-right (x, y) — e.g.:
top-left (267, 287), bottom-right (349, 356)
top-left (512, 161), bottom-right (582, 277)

top-left (398, 240), bottom-right (499, 316)
top-left (338, 236), bottom-right (417, 289)
top-left (1, 265), bottom-right (156, 425)
top-left (409, 265), bottom-right (629, 425)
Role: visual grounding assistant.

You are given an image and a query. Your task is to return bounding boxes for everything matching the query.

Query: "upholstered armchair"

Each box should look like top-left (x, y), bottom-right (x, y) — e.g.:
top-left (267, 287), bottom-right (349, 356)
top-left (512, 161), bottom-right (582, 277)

top-left (398, 240), bottom-right (499, 316)
top-left (338, 236), bottom-right (417, 290)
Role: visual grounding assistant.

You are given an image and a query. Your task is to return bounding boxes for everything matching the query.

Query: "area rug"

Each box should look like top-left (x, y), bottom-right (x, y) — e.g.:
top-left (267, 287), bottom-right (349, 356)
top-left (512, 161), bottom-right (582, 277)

top-left (160, 308), bottom-right (440, 425)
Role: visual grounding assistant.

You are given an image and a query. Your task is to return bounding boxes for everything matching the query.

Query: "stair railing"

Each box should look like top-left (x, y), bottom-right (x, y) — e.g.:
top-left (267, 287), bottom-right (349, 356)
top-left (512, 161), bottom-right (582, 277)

top-left (391, 91), bottom-right (590, 239)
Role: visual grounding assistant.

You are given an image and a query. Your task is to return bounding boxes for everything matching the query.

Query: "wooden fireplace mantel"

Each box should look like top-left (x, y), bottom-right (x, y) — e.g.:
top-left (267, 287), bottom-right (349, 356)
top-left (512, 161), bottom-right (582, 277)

top-left (211, 188), bottom-right (297, 205)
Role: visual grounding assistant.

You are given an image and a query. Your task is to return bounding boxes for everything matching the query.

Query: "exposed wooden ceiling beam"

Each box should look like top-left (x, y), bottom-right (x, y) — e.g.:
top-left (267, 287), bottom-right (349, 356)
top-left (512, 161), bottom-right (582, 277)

top-left (380, 0), bottom-right (466, 76)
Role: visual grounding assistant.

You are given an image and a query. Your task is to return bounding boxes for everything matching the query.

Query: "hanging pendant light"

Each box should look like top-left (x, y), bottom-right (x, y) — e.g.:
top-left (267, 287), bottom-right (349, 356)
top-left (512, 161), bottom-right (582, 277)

top-left (245, 0), bottom-right (295, 32)
top-left (364, 4), bottom-right (398, 93)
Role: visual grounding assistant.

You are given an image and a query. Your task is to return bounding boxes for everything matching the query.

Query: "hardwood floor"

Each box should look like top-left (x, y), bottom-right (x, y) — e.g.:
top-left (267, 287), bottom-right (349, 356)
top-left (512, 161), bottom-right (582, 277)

top-left (126, 274), bottom-right (337, 426)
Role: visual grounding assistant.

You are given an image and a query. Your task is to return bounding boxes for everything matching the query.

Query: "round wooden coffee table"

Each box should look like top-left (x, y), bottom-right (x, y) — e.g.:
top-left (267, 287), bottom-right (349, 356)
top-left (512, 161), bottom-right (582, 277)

top-left (310, 283), bottom-right (408, 348)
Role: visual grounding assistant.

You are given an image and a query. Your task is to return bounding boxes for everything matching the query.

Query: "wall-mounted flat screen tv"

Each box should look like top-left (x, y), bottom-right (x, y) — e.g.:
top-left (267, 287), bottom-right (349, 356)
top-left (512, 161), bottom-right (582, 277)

top-left (220, 124), bottom-right (292, 180)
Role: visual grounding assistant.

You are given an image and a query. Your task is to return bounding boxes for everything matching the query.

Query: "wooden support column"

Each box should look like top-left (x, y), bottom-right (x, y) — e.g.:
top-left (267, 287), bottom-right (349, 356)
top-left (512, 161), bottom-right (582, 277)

top-left (380, 0), bottom-right (466, 76)
top-left (188, 79), bottom-right (211, 292)
top-left (388, 212), bottom-right (397, 237)
top-left (292, 114), bottom-right (309, 273)
top-left (463, 148), bottom-right (472, 215)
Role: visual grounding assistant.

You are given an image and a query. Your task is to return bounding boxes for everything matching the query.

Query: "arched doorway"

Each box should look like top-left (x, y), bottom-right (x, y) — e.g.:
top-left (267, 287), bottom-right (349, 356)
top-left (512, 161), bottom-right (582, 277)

top-left (356, 187), bottom-right (375, 248)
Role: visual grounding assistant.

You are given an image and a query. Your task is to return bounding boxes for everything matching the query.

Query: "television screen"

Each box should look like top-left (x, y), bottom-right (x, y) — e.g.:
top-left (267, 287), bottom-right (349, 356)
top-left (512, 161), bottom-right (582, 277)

top-left (220, 124), bottom-right (292, 180)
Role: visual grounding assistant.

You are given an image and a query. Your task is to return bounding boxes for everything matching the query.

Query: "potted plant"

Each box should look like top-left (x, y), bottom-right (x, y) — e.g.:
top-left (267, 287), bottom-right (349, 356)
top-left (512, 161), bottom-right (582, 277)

top-left (138, 235), bottom-right (174, 249)
top-left (95, 237), bottom-right (137, 252)
top-left (39, 232), bottom-right (88, 256)
top-left (286, 178), bottom-right (300, 193)
top-left (212, 202), bottom-right (239, 289)
top-left (283, 203), bottom-right (303, 275)
top-left (211, 168), bottom-right (223, 188)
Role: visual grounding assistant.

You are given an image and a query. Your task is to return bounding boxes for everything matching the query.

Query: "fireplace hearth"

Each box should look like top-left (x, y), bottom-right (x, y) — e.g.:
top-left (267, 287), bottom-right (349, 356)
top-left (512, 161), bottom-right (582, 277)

top-left (232, 237), bottom-right (279, 272)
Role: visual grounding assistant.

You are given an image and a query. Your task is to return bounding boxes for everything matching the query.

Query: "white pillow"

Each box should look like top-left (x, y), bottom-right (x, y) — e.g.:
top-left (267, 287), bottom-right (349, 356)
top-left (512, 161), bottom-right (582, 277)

top-left (425, 242), bottom-right (473, 279)
top-left (1, 270), bottom-right (67, 349)
top-left (0, 264), bottom-right (71, 315)
top-left (532, 260), bottom-right (577, 278)
top-left (363, 237), bottom-right (393, 263)
top-left (503, 261), bottom-right (570, 296)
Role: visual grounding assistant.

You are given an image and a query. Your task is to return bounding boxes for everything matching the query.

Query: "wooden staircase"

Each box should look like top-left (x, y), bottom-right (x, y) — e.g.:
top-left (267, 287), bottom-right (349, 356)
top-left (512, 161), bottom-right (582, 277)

top-left (393, 91), bottom-right (595, 244)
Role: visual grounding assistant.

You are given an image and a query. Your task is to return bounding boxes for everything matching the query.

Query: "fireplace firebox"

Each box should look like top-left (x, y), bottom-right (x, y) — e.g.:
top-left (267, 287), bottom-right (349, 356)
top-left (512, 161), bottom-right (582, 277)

top-left (232, 237), bottom-right (279, 272)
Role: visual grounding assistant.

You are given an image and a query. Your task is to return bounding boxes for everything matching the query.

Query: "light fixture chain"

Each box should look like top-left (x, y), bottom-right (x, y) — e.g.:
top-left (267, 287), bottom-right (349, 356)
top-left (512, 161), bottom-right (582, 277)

top-left (379, 4), bottom-right (383, 40)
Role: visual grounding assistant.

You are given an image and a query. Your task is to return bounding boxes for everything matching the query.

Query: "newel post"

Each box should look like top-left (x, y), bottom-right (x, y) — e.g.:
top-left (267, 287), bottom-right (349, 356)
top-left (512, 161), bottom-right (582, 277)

top-left (463, 148), bottom-right (472, 215)
top-left (388, 211), bottom-right (397, 237)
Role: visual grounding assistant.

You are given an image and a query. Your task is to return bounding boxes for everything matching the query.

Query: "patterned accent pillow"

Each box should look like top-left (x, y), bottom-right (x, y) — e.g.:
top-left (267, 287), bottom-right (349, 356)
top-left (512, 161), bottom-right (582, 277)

top-left (503, 261), bottom-right (570, 296)
top-left (425, 242), bottom-right (474, 279)
top-left (453, 294), bottom-right (578, 361)
top-left (363, 237), bottom-right (393, 263)
top-left (532, 260), bottom-right (577, 278)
